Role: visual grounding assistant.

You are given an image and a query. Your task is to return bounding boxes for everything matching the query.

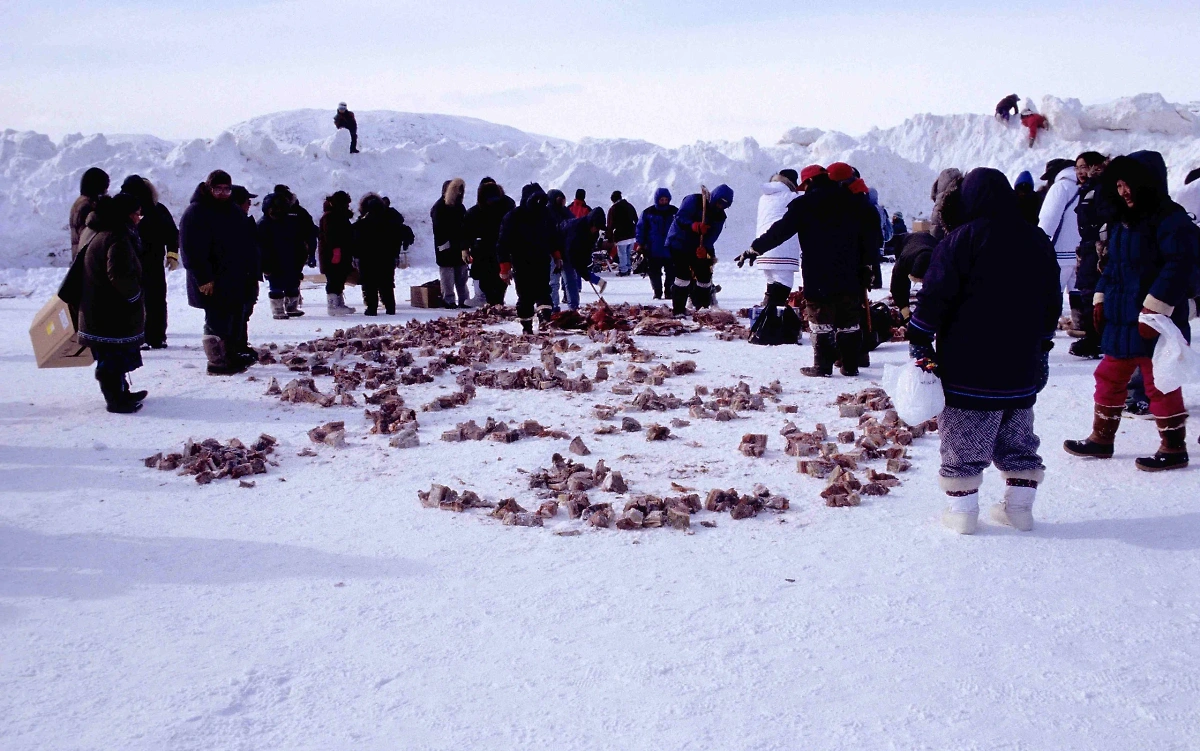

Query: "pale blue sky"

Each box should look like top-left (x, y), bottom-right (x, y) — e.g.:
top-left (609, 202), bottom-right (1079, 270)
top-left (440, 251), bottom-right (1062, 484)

top-left (2, 0), bottom-right (1198, 145)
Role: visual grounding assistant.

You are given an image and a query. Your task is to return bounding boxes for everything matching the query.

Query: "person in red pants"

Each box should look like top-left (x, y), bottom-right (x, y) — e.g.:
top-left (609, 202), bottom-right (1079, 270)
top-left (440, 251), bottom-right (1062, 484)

top-left (1064, 151), bottom-right (1198, 471)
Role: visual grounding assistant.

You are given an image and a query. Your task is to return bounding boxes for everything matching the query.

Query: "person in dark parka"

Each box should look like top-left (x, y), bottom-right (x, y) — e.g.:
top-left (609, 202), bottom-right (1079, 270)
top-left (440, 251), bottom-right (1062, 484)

top-left (666, 184), bottom-right (733, 315)
top-left (318, 191), bottom-right (357, 316)
top-left (465, 180), bottom-right (515, 306)
top-left (636, 188), bottom-right (678, 299)
top-left (560, 207), bottom-right (609, 309)
top-left (432, 178), bottom-right (471, 307)
top-left (546, 189), bottom-right (574, 311)
top-left (354, 193), bottom-right (403, 315)
top-left (229, 185), bottom-right (261, 364)
top-left (1013, 171), bottom-right (1042, 225)
top-left (749, 171), bottom-right (872, 377)
top-left (907, 167), bottom-right (1061, 534)
top-left (889, 231), bottom-right (938, 322)
top-left (119, 175), bottom-right (178, 349)
top-left (77, 192), bottom-right (147, 413)
top-left (71, 167), bottom-right (110, 260)
top-left (1067, 152), bottom-right (1110, 359)
top-left (257, 186), bottom-right (308, 320)
top-left (1065, 150), bottom-right (1199, 472)
top-left (995, 94), bottom-right (1021, 122)
top-left (498, 183), bottom-right (562, 334)
top-left (607, 191), bottom-right (639, 276)
top-left (179, 170), bottom-right (260, 375)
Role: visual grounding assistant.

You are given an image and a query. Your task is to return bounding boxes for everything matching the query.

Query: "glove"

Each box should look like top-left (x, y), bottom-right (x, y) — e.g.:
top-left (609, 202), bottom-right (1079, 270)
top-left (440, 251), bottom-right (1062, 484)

top-left (165, 252), bottom-right (180, 271)
top-left (691, 222), bottom-right (710, 235)
top-left (1138, 308), bottom-right (1160, 340)
top-left (1093, 302), bottom-right (1105, 333)
top-left (552, 252), bottom-right (563, 273)
top-left (695, 246), bottom-right (709, 260)
top-left (198, 281), bottom-right (215, 296)
top-left (1041, 338), bottom-right (1055, 353)
top-left (462, 250), bottom-right (471, 265)
top-left (633, 243), bottom-right (641, 254)
top-left (735, 249), bottom-right (759, 268)
top-left (500, 262), bottom-right (512, 281)
top-left (331, 247), bottom-right (342, 265)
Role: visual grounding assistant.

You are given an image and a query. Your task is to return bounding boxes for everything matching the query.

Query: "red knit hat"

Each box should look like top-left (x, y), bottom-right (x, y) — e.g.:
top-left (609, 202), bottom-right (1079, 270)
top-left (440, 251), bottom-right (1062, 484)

top-left (799, 165), bottom-right (826, 184)
top-left (826, 162), bottom-right (855, 183)
top-left (848, 178), bottom-right (869, 195)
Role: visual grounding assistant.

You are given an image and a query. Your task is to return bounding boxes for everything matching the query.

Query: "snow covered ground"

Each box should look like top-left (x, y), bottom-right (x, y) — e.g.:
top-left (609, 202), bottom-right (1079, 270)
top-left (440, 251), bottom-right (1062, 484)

top-left (3, 266), bottom-right (1200, 750)
top-left (3, 93), bottom-right (1199, 269)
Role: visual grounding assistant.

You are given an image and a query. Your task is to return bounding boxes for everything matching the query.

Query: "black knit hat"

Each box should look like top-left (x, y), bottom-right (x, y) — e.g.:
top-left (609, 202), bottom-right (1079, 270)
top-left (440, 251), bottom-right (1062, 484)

top-left (611, 190), bottom-right (622, 202)
top-left (575, 188), bottom-right (586, 201)
top-left (779, 168), bottom-right (799, 185)
top-left (80, 167), bottom-right (110, 199)
top-left (206, 169), bottom-right (233, 188)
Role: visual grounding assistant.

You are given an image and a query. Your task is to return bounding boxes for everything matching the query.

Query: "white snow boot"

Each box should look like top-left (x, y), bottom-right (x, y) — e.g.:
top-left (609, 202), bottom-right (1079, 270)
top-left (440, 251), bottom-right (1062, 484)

top-left (284, 295), bottom-right (305, 317)
top-left (327, 293), bottom-right (355, 316)
top-left (991, 476), bottom-right (1038, 532)
top-left (270, 297), bottom-right (288, 320)
top-left (940, 476), bottom-right (981, 535)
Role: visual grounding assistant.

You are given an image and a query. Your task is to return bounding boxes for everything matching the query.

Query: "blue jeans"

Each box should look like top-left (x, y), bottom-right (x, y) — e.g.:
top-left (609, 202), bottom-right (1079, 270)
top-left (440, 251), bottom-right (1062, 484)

top-left (549, 259), bottom-right (564, 311)
top-left (616, 240), bottom-right (634, 274)
top-left (562, 265), bottom-right (581, 310)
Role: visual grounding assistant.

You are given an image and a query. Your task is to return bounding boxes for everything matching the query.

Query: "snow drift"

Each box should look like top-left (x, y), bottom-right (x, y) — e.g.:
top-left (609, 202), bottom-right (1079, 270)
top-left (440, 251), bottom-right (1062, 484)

top-left (2, 94), bottom-right (1199, 268)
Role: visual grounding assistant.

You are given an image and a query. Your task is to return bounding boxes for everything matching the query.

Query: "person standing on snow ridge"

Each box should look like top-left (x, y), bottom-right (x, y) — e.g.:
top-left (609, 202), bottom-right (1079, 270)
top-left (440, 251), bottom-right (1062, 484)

top-left (1038, 152), bottom-right (1086, 311)
top-left (257, 185), bottom-right (308, 320)
top-left (995, 94), bottom-right (1021, 122)
top-left (607, 191), bottom-right (639, 276)
top-left (665, 184), bottom-right (734, 316)
top-left (334, 102), bottom-right (359, 154)
top-left (546, 189), bottom-right (574, 312)
top-left (119, 175), bottom-right (178, 350)
top-left (230, 185), bottom-right (261, 364)
top-left (318, 191), bottom-right (357, 316)
top-left (71, 167), bottom-right (110, 260)
top-left (179, 170), bottom-right (260, 375)
top-left (568, 189), bottom-right (591, 220)
top-left (431, 178), bottom-right (472, 308)
top-left (76, 192), bottom-right (148, 413)
top-left (498, 183), bottom-right (563, 334)
top-left (746, 165), bottom-right (871, 378)
top-left (907, 168), bottom-right (1061, 535)
top-left (1064, 150), bottom-right (1199, 472)
top-left (634, 188), bottom-right (678, 300)
top-left (354, 193), bottom-right (403, 315)
top-left (1067, 151), bottom-right (1111, 359)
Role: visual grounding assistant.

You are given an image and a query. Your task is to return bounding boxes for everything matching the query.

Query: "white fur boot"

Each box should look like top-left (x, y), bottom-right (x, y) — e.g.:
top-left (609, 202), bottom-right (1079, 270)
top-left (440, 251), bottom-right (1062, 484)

top-left (940, 475), bottom-right (982, 535)
top-left (991, 477), bottom-right (1038, 532)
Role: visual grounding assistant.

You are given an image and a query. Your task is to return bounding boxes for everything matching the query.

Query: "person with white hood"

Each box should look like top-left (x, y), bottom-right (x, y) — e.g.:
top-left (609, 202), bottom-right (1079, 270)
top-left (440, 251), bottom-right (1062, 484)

top-left (746, 168), bottom-right (802, 307)
top-left (1038, 155), bottom-right (1083, 308)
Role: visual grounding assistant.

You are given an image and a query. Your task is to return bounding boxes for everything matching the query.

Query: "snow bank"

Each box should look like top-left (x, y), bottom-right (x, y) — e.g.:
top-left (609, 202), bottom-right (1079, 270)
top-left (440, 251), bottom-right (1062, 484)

top-left (3, 95), bottom-right (1199, 269)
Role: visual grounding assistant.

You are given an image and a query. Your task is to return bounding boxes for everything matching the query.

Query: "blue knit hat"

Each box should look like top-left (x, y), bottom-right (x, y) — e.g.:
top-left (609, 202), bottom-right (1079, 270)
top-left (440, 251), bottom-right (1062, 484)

top-left (1015, 170), bottom-right (1034, 189)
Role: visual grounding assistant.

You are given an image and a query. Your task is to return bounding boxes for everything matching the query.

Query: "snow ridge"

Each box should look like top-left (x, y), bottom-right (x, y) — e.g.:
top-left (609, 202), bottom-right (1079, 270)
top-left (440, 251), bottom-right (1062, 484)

top-left (2, 95), bottom-right (1198, 269)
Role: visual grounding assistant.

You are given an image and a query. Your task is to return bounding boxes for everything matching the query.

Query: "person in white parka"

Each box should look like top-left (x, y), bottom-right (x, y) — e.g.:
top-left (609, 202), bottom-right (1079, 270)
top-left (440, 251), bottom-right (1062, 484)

top-left (1037, 161), bottom-right (1083, 303)
top-left (753, 169), bottom-right (802, 306)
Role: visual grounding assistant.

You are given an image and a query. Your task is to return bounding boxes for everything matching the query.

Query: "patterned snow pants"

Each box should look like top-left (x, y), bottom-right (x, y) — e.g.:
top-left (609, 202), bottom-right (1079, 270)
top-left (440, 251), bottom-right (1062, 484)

top-left (939, 407), bottom-right (1045, 483)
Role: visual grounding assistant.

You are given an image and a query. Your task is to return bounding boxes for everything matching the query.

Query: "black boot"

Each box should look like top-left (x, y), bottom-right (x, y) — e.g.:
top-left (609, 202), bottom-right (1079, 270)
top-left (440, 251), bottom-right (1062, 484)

top-left (380, 287), bottom-right (397, 315)
top-left (765, 282), bottom-right (791, 308)
top-left (1064, 404), bottom-right (1123, 458)
top-left (690, 283), bottom-right (713, 310)
top-left (521, 318), bottom-right (534, 335)
top-left (671, 283), bottom-right (690, 316)
top-left (122, 376), bottom-right (148, 404)
top-left (1136, 415), bottom-right (1189, 472)
top-left (837, 329), bottom-right (863, 376)
top-left (801, 332), bottom-right (836, 377)
top-left (99, 373), bottom-right (141, 414)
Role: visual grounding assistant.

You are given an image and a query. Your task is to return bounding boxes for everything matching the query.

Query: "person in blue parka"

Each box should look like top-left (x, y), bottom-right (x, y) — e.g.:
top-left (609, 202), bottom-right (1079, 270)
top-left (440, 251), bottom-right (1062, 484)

top-left (635, 188), bottom-right (677, 300)
top-left (1065, 150), bottom-right (1199, 472)
top-left (665, 184), bottom-right (733, 315)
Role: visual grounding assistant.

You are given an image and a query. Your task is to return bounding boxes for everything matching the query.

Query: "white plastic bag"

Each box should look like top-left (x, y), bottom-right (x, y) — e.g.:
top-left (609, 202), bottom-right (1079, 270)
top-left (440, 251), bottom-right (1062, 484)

top-left (883, 363), bottom-right (946, 426)
top-left (1140, 312), bottom-right (1200, 394)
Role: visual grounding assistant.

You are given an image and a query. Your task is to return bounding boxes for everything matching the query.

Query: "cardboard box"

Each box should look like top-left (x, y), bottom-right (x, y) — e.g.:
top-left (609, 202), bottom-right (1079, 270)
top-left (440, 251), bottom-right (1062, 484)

top-left (410, 280), bottom-right (444, 308)
top-left (29, 295), bottom-right (93, 369)
top-left (911, 220), bottom-right (932, 233)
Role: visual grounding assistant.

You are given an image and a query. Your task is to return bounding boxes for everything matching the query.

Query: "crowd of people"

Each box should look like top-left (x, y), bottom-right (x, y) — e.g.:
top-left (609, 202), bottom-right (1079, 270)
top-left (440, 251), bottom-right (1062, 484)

top-left (62, 137), bottom-right (1200, 540)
